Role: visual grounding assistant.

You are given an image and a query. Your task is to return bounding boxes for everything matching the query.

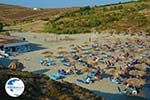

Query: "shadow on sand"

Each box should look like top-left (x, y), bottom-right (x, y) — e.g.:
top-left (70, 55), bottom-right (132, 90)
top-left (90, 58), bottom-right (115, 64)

top-left (30, 43), bottom-right (46, 52)
top-left (92, 90), bottom-right (148, 100)
top-left (32, 69), bottom-right (50, 74)
top-left (0, 58), bottom-right (18, 68)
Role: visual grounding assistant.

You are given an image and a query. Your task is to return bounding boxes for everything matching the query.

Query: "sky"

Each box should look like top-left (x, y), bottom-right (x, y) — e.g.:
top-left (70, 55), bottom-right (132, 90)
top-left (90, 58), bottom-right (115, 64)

top-left (0, 0), bottom-right (135, 8)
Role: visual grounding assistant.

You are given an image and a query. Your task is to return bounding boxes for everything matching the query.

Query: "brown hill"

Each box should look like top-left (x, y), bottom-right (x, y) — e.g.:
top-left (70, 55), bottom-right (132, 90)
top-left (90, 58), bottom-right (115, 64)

top-left (0, 4), bottom-right (78, 25)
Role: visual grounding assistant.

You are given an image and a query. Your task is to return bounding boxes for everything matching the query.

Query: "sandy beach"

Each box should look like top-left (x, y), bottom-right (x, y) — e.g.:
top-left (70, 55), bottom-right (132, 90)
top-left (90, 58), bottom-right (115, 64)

top-left (10, 32), bottom-right (149, 100)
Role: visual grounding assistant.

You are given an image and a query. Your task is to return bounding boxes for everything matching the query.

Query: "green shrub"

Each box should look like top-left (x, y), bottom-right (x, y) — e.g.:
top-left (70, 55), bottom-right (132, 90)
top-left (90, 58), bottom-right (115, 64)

top-left (88, 17), bottom-right (101, 27)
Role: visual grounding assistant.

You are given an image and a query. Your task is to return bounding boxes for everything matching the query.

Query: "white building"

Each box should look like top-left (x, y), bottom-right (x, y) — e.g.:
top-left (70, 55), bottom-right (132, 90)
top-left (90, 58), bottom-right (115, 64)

top-left (33, 8), bottom-right (38, 10)
top-left (0, 35), bottom-right (31, 55)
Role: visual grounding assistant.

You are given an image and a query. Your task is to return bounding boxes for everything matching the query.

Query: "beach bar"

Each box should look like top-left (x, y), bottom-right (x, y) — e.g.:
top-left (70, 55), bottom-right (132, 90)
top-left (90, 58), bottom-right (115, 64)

top-left (0, 35), bottom-right (31, 54)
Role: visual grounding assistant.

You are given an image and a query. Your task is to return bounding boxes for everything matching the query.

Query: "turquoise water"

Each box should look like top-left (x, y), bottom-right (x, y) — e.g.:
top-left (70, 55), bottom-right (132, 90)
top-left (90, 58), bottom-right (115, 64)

top-left (0, 0), bottom-right (135, 8)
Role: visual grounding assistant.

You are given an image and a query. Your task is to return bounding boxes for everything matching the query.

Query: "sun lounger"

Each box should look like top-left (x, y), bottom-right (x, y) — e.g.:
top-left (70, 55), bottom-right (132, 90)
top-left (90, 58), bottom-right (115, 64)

top-left (63, 63), bottom-right (72, 67)
top-left (82, 51), bottom-right (92, 55)
top-left (130, 87), bottom-right (137, 95)
top-left (40, 58), bottom-right (55, 66)
top-left (56, 55), bottom-right (64, 59)
top-left (117, 87), bottom-right (128, 95)
top-left (60, 57), bottom-right (69, 63)
top-left (88, 72), bottom-right (96, 78)
top-left (70, 50), bottom-right (77, 55)
top-left (119, 74), bottom-right (130, 79)
top-left (58, 69), bottom-right (68, 75)
top-left (77, 76), bottom-right (93, 84)
top-left (109, 77), bottom-right (121, 84)
top-left (74, 69), bottom-right (83, 75)
top-left (47, 60), bottom-right (55, 66)
top-left (78, 58), bottom-right (86, 63)
top-left (49, 74), bottom-right (65, 80)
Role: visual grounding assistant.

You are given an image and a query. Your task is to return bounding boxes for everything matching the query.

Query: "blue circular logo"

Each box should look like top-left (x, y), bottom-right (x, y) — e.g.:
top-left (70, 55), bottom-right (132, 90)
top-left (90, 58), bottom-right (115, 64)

top-left (5, 77), bottom-right (25, 97)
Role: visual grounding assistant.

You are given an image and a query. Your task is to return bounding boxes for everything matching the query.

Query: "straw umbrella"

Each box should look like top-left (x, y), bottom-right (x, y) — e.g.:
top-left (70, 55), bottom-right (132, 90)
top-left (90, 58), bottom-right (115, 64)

top-left (105, 69), bottom-right (122, 78)
top-left (44, 55), bottom-right (52, 58)
top-left (41, 51), bottom-right (53, 55)
top-left (58, 51), bottom-right (68, 55)
top-left (129, 70), bottom-right (146, 77)
top-left (133, 64), bottom-right (148, 71)
top-left (69, 44), bottom-right (75, 47)
top-left (126, 78), bottom-right (145, 88)
top-left (57, 47), bottom-right (64, 50)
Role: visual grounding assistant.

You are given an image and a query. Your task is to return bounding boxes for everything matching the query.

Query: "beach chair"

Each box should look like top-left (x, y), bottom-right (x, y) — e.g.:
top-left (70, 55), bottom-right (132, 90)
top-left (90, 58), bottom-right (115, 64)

top-left (56, 55), bottom-right (64, 59)
top-left (58, 69), bottom-right (68, 75)
top-left (83, 51), bottom-right (92, 55)
top-left (117, 87), bottom-right (128, 95)
top-left (60, 57), bottom-right (69, 63)
top-left (63, 63), bottom-right (72, 67)
top-left (74, 69), bottom-right (83, 75)
top-left (119, 74), bottom-right (130, 79)
top-left (77, 76), bottom-right (93, 84)
top-left (88, 72), bottom-right (96, 78)
top-left (70, 50), bottom-right (77, 55)
top-left (78, 58), bottom-right (86, 63)
top-left (49, 74), bottom-right (65, 80)
top-left (40, 58), bottom-right (44, 64)
top-left (47, 59), bottom-right (55, 66)
top-left (129, 87), bottom-right (138, 95)
top-left (109, 77), bottom-right (121, 84)
top-left (92, 43), bottom-right (98, 48)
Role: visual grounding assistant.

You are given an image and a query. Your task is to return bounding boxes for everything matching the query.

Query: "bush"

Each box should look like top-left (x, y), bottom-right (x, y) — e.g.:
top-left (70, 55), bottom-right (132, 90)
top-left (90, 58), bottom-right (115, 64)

top-left (103, 14), bottom-right (120, 23)
top-left (88, 17), bottom-right (101, 27)
top-left (56, 29), bottom-right (78, 34)
top-left (80, 6), bottom-right (91, 12)
top-left (0, 23), bottom-right (3, 32)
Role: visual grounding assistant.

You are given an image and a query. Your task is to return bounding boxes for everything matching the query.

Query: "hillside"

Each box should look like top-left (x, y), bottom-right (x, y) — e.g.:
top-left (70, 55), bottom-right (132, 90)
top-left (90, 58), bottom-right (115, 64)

top-left (45, 0), bottom-right (150, 34)
top-left (0, 3), bottom-right (78, 25)
top-left (0, 70), bottom-right (102, 100)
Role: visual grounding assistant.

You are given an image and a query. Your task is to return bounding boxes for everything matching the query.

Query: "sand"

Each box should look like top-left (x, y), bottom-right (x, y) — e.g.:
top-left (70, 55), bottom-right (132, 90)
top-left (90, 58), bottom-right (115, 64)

top-left (10, 32), bottom-right (148, 100)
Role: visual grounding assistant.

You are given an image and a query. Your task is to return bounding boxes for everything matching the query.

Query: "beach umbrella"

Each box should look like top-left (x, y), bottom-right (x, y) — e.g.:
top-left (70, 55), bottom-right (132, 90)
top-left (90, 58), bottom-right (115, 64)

top-left (58, 51), bottom-right (68, 55)
top-left (83, 41), bottom-right (90, 45)
top-left (129, 70), bottom-right (146, 77)
top-left (69, 44), bottom-right (75, 47)
top-left (44, 55), bottom-right (52, 58)
top-left (126, 78), bottom-right (145, 88)
top-left (133, 64), bottom-right (148, 71)
top-left (81, 44), bottom-right (89, 47)
top-left (82, 68), bottom-right (90, 73)
top-left (41, 51), bottom-right (53, 55)
top-left (57, 47), bottom-right (64, 50)
top-left (82, 56), bottom-right (89, 61)
top-left (105, 69), bottom-right (122, 77)
top-left (98, 62), bottom-right (106, 68)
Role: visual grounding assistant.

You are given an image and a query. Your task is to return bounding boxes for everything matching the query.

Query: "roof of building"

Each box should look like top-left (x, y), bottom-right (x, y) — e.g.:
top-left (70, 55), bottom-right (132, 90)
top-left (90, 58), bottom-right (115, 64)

top-left (0, 35), bottom-right (28, 46)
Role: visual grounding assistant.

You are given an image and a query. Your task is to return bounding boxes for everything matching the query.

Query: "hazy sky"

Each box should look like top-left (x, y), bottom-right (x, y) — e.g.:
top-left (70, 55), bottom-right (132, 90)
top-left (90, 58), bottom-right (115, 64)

top-left (0, 0), bottom-right (134, 8)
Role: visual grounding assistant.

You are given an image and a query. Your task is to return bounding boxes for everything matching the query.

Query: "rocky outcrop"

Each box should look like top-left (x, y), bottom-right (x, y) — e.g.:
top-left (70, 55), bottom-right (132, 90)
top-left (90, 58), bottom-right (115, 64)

top-left (0, 70), bottom-right (103, 100)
